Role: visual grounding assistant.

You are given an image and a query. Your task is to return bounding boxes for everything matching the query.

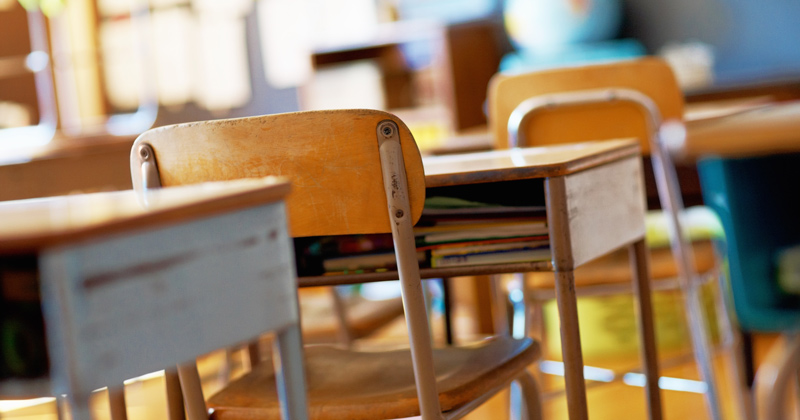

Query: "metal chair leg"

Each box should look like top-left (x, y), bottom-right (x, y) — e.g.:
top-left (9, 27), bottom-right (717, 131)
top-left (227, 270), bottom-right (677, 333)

top-left (329, 287), bottom-right (354, 346)
top-left (108, 384), bottom-right (128, 420)
top-left (56, 394), bottom-right (69, 420)
top-left (553, 269), bottom-right (589, 420)
top-left (516, 370), bottom-right (543, 420)
top-left (164, 367), bottom-right (187, 420)
top-left (442, 277), bottom-right (455, 345)
top-left (629, 239), bottom-right (663, 420)
top-left (755, 334), bottom-right (800, 420)
top-left (273, 324), bottom-right (310, 420)
top-left (247, 340), bottom-right (262, 368)
top-left (651, 123), bottom-right (723, 420)
top-left (713, 266), bottom-right (756, 420)
top-left (177, 362), bottom-right (207, 420)
top-left (378, 119), bottom-right (442, 420)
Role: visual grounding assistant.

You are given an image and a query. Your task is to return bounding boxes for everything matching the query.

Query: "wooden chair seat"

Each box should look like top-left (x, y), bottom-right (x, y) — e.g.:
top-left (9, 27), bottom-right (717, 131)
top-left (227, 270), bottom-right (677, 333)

top-left (527, 240), bottom-right (716, 289)
top-left (299, 288), bottom-right (405, 343)
top-left (207, 336), bottom-right (539, 420)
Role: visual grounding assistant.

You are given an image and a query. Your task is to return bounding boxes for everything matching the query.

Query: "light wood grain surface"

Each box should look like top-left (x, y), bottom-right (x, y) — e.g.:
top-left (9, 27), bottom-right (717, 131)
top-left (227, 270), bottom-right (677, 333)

top-left (488, 58), bottom-right (683, 154)
top-left (682, 101), bottom-right (800, 159)
top-left (207, 336), bottom-right (539, 420)
top-left (132, 109), bottom-right (426, 238)
top-left (0, 177), bottom-right (290, 252)
top-left (423, 139), bottom-right (639, 188)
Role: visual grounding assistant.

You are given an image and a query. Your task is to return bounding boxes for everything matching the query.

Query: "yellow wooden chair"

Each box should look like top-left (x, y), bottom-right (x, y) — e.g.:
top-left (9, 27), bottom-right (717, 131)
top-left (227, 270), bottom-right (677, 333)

top-left (488, 57), bottom-right (728, 420)
top-left (130, 109), bottom-right (542, 420)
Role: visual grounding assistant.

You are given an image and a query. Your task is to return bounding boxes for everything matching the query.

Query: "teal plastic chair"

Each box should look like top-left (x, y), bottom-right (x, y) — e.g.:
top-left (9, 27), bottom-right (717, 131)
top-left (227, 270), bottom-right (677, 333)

top-left (693, 143), bottom-right (800, 420)
top-left (697, 153), bottom-right (800, 331)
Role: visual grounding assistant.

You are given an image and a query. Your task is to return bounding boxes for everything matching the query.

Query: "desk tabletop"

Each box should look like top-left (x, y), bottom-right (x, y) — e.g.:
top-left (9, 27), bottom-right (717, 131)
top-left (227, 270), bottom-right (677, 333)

top-left (423, 139), bottom-right (639, 188)
top-left (0, 177), bottom-right (290, 253)
top-left (682, 100), bottom-right (800, 159)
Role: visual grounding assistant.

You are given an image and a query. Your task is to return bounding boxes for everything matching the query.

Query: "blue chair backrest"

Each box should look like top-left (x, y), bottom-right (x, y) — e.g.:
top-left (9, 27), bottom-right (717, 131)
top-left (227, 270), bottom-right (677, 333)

top-left (698, 152), bottom-right (800, 332)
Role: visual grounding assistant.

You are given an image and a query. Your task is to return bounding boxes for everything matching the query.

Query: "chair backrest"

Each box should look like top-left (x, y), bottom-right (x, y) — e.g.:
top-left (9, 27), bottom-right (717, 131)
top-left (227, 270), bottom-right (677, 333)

top-left (130, 109), bottom-right (426, 237)
top-left (698, 154), bottom-right (800, 332)
top-left (488, 57), bottom-right (684, 153)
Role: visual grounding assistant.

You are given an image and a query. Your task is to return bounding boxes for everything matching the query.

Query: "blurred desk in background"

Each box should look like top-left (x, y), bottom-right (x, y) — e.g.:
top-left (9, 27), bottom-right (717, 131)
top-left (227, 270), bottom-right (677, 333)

top-left (0, 133), bottom-right (135, 201)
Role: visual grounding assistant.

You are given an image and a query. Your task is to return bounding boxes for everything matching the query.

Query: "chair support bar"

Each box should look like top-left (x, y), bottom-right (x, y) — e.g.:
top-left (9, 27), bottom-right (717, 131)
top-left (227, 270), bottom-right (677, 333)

top-left (377, 119), bottom-right (444, 420)
top-left (137, 143), bottom-right (162, 191)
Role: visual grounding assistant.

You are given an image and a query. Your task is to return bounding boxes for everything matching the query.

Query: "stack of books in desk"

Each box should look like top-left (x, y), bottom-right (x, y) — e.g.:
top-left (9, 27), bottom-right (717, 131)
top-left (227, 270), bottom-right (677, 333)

top-left (416, 199), bottom-right (550, 268)
top-left (294, 198), bottom-right (551, 276)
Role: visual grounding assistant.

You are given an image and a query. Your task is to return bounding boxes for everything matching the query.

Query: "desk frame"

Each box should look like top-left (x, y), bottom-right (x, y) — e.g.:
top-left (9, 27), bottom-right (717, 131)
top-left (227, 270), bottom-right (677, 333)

top-left (304, 141), bottom-right (661, 420)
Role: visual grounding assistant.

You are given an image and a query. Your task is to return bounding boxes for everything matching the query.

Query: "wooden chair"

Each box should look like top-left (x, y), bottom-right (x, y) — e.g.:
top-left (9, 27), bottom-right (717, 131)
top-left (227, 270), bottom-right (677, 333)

top-left (130, 109), bottom-right (542, 420)
top-left (488, 57), bottom-right (728, 420)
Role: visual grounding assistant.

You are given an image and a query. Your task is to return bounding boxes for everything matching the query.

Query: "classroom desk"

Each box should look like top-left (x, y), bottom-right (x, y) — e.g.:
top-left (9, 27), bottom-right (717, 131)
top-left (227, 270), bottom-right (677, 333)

top-left (300, 139), bottom-right (662, 420)
top-left (680, 100), bottom-right (800, 160)
top-left (670, 100), bottom-right (800, 420)
top-left (0, 177), bottom-right (304, 420)
top-left (681, 101), bottom-right (800, 333)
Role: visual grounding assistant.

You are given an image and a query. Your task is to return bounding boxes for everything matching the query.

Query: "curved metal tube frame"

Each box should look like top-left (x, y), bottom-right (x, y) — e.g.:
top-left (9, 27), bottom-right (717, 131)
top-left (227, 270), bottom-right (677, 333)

top-left (508, 87), bottom-right (724, 420)
top-left (755, 333), bottom-right (800, 420)
top-left (0, 10), bottom-right (57, 151)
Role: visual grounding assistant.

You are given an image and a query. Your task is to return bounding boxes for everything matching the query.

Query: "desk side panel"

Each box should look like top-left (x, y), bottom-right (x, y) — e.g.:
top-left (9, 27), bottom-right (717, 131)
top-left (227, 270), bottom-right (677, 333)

top-left (39, 203), bottom-right (298, 398)
top-left (547, 155), bottom-right (646, 270)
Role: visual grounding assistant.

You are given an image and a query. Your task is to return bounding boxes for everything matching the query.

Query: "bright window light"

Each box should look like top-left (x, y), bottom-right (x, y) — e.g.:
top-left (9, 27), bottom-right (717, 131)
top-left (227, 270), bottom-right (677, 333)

top-left (623, 372), bottom-right (708, 394)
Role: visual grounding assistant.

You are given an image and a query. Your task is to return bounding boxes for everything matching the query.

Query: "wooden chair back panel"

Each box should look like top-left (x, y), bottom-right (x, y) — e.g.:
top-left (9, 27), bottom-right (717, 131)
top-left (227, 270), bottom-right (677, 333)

top-left (489, 57), bottom-right (684, 153)
top-left (131, 110), bottom-right (425, 237)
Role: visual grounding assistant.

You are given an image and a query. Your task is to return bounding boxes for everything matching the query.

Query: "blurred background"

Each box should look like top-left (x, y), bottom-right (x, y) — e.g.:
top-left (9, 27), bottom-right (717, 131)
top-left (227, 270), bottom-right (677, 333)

top-left (1, 0), bottom-right (800, 194)
top-left (2, 1), bottom-right (800, 419)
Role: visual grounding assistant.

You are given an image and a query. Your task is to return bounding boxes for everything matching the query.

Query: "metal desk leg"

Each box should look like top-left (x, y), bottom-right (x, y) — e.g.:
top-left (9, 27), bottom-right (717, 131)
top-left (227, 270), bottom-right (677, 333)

top-left (164, 368), bottom-right (186, 420)
top-left (442, 277), bottom-right (454, 345)
top-left (629, 239), bottom-right (663, 420)
top-left (554, 269), bottom-right (589, 420)
top-left (274, 324), bottom-right (310, 420)
top-left (177, 363), bottom-right (206, 420)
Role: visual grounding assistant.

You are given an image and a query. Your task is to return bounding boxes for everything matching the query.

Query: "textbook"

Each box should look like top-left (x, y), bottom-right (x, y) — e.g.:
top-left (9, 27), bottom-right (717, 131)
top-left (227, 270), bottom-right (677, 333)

top-left (431, 240), bottom-right (550, 257)
top-left (421, 223), bottom-right (549, 244)
top-left (431, 247), bottom-right (551, 268)
top-left (416, 235), bottom-right (548, 252)
top-left (300, 196), bottom-right (552, 275)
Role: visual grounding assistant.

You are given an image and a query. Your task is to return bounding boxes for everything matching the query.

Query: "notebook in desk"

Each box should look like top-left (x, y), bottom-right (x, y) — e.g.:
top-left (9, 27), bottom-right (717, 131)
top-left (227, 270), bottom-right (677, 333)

top-left (295, 197), bottom-right (550, 275)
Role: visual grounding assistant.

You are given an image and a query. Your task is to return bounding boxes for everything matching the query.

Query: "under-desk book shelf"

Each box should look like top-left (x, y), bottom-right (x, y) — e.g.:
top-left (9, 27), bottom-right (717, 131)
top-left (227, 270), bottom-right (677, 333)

top-left (295, 176), bottom-right (556, 287)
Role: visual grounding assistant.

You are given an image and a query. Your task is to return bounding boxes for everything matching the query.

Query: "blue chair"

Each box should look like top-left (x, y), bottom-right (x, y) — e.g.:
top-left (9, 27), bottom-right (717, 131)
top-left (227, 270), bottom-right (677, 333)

top-left (697, 151), bottom-right (800, 420)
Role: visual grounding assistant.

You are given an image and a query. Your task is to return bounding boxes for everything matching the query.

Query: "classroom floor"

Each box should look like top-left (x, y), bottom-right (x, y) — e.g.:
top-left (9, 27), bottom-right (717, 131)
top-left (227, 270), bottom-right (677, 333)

top-left (1, 287), bottom-right (797, 420)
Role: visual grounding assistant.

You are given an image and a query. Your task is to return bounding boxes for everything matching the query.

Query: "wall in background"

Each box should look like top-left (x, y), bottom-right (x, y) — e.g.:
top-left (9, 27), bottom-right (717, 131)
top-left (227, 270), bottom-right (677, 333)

top-left (622, 0), bottom-right (800, 84)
